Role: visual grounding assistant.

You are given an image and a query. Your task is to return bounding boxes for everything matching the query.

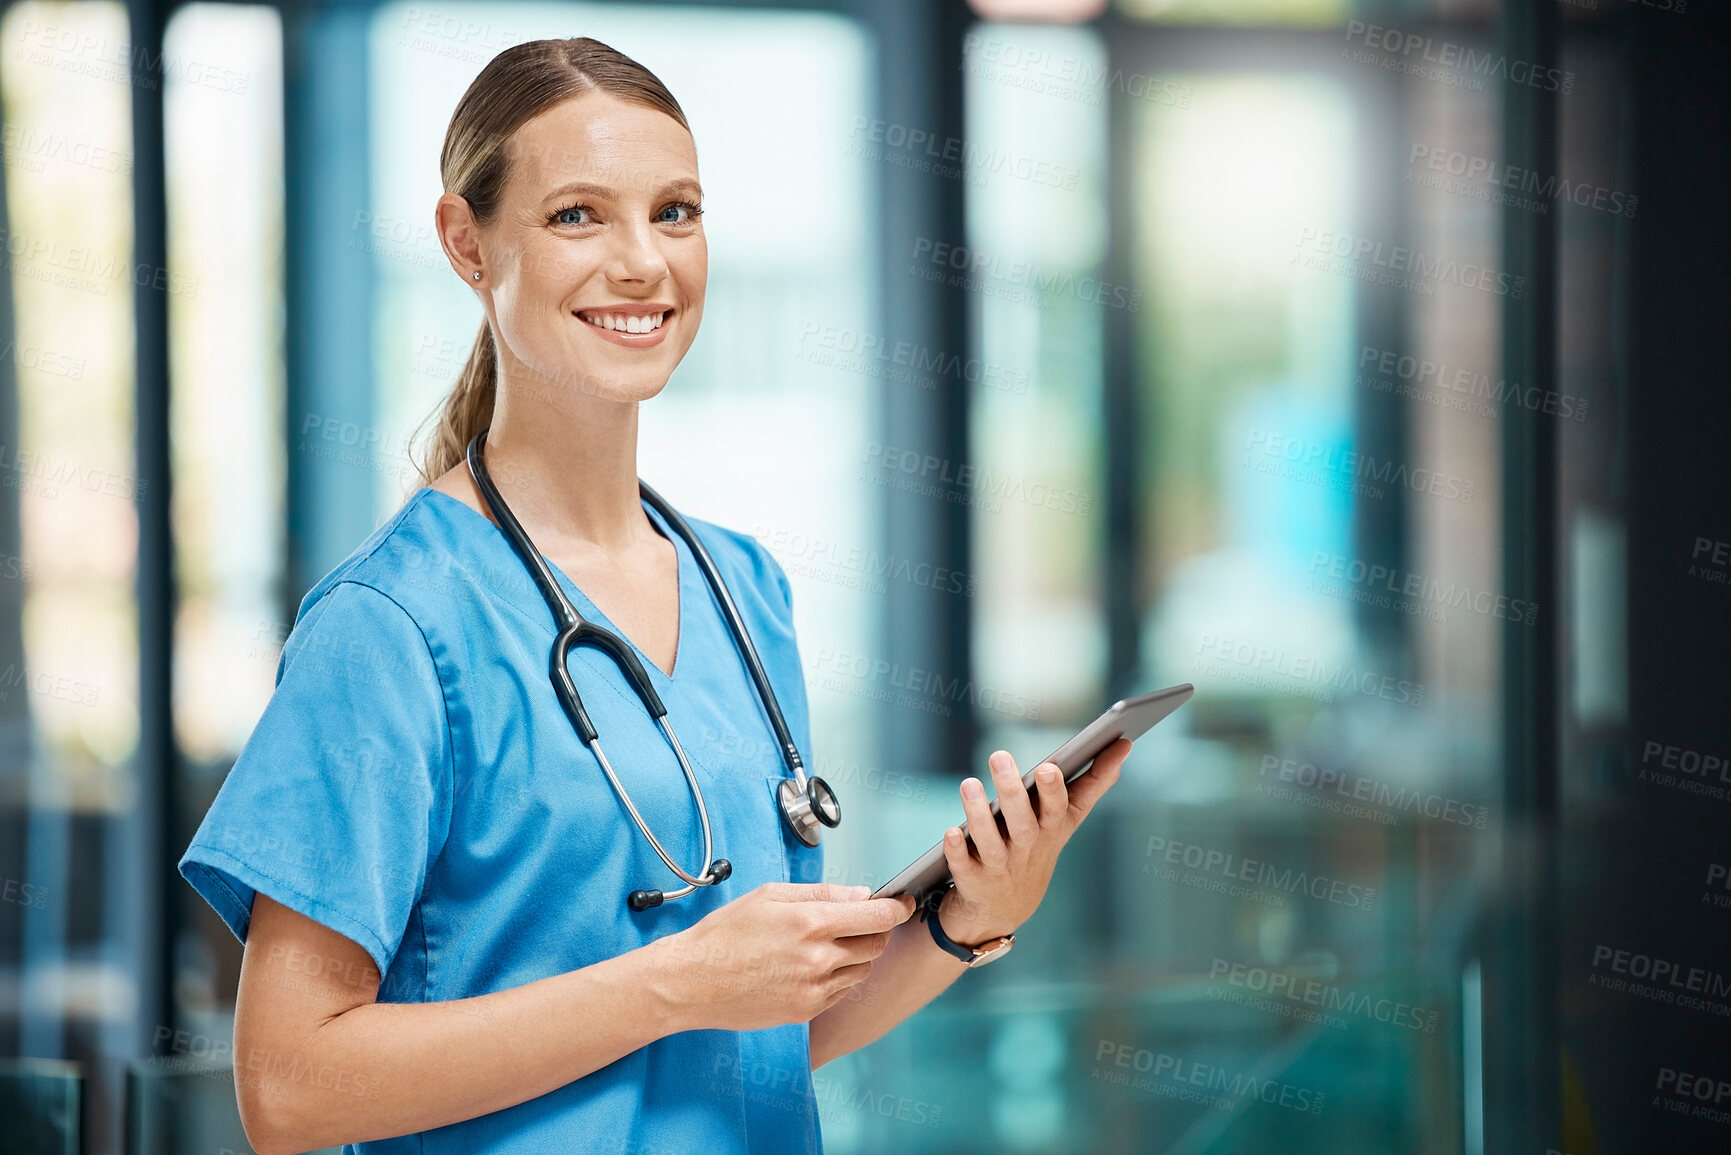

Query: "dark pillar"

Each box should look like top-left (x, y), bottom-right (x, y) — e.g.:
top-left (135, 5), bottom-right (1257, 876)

top-left (1486, 0), bottom-right (1561, 1150)
top-left (870, 0), bottom-right (976, 778)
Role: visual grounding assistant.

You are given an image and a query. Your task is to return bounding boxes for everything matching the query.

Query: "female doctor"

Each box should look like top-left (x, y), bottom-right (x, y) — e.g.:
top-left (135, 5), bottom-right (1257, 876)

top-left (179, 35), bottom-right (1132, 1155)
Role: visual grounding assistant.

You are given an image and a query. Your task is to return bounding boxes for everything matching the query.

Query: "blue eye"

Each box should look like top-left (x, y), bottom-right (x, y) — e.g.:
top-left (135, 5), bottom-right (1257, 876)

top-left (660, 200), bottom-right (704, 225)
top-left (544, 200), bottom-right (703, 228)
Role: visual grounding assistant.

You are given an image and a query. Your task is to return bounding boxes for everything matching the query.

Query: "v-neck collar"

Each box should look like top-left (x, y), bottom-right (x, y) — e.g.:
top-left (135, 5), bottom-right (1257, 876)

top-left (419, 486), bottom-right (692, 683)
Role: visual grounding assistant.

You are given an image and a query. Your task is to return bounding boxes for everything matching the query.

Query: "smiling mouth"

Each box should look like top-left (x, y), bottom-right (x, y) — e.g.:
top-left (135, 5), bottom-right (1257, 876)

top-left (577, 309), bottom-right (669, 335)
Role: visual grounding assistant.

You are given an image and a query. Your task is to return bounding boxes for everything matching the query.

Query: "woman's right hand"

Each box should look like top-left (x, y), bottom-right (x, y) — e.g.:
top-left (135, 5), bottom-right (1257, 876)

top-left (646, 882), bottom-right (916, 1032)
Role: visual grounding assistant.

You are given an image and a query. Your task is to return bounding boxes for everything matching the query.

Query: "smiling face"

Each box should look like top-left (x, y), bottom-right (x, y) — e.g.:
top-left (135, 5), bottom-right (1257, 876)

top-left (461, 90), bottom-right (707, 405)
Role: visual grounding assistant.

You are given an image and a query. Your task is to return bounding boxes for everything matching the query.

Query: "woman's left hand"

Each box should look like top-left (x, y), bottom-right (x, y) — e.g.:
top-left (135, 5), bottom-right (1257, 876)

top-left (935, 737), bottom-right (1134, 946)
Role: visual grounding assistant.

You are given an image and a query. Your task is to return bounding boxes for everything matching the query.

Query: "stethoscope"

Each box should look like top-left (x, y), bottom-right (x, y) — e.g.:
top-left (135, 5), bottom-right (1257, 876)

top-left (465, 432), bottom-right (841, 911)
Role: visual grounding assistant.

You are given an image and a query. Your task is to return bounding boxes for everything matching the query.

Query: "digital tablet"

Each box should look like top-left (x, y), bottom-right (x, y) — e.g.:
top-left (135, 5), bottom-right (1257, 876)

top-left (871, 683), bottom-right (1195, 903)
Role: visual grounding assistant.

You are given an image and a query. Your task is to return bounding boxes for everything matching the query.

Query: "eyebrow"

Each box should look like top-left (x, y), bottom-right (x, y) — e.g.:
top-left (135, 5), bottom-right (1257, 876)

top-left (539, 178), bottom-right (703, 204)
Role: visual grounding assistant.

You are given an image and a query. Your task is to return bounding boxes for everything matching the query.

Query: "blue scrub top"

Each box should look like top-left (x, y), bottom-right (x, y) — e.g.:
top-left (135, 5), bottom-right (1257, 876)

top-left (180, 486), bottom-right (827, 1154)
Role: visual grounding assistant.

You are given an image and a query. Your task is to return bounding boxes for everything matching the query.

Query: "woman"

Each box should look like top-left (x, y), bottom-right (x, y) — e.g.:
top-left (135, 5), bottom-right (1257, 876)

top-left (179, 36), bottom-right (1132, 1155)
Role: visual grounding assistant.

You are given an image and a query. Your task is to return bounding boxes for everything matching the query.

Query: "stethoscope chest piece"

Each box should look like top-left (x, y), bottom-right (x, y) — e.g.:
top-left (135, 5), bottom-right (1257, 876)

top-left (779, 774), bottom-right (842, 848)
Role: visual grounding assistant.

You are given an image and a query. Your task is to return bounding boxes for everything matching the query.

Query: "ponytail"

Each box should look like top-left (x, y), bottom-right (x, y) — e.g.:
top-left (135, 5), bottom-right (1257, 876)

top-left (413, 319), bottom-right (497, 485)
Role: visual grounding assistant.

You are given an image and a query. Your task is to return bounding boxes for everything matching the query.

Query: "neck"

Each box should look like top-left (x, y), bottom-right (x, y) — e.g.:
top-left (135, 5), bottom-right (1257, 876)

top-left (482, 362), bottom-right (650, 555)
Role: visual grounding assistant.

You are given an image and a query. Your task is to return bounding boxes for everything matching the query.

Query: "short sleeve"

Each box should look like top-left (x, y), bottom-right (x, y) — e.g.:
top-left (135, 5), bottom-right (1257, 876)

top-left (179, 580), bottom-right (454, 976)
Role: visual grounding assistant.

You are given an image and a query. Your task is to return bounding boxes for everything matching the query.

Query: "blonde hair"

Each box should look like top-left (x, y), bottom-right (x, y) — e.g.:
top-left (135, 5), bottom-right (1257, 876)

top-left (411, 37), bottom-right (691, 485)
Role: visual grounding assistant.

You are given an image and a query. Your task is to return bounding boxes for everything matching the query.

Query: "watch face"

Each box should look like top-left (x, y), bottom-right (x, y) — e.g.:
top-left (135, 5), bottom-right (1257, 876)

top-left (969, 938), bottom-right (1014, 967)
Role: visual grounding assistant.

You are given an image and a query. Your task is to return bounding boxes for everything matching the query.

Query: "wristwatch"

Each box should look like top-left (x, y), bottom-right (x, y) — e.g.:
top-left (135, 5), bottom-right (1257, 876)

top-left (921, 886), bottom-right (1016, 967)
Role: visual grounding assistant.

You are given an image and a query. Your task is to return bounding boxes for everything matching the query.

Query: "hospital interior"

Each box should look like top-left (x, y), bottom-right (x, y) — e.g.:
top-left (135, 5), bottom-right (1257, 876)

top-left (1, 0), bottom-right (1729, 1151)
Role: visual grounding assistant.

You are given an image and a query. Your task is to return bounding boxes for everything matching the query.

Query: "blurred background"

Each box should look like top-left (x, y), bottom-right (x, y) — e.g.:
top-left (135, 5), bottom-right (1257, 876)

top-left (1, 0), bottom-right (1728, 1151)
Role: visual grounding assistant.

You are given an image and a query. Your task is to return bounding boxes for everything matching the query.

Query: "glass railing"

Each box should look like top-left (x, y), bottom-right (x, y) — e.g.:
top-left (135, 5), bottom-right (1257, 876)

top-left (827, 968), bottom-right (1460, 1153)
top-left (125, 1055), bottom-right (338, 1155)
top-left (0, 1058), bottom-right (82, 1155)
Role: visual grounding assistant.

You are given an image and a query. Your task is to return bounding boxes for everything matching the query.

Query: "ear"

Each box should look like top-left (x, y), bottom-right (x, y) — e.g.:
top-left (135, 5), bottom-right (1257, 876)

top-left (435, 192), bottom-right (485, 283)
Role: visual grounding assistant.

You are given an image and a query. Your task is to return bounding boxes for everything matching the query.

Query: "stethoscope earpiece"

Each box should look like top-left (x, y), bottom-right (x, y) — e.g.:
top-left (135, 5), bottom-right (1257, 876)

top-left (627, 859), bottom-right (732, 912)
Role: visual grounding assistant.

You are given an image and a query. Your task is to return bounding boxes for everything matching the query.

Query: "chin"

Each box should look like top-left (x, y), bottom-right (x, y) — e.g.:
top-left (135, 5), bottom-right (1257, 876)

top-left (592, 371), bottom-right (673, 406)
top-left (528, 352), bottom-right (664, 400)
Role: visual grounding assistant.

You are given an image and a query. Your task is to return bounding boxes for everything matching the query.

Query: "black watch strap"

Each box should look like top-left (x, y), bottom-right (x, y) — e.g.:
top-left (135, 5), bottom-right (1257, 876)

top-left (921, 888), bottom-right (975, 963)
top-left (920, 886), bottom-right (1016, 966)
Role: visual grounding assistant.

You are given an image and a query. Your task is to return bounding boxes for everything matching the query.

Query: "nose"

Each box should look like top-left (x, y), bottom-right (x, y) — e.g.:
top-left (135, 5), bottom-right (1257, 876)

top-left (606, 214), bottom-right (670, 283)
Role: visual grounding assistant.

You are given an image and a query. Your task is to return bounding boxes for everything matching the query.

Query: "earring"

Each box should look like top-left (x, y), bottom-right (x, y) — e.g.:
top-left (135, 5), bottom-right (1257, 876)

top-left (472, 270), bottom-right (481, 281)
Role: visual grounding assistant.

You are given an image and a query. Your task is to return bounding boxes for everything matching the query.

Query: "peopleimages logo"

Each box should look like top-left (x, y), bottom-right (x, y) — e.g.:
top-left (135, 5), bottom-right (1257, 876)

top-left (708, 1053), bottom-right (944, 1128)
top-left (1208, 959), bottom-right (1442, 1033)
top-left (1655, 1066), bottom-right (1731, 1128)
top-left (1308, 550), bottom-right (1539, 626)
top-left (1245, 429), bottom-right (1476, 505)
top-left (1294, 227), bottom-right (1524, 298)
top-left (1257, 755), bottom-right (1490, 830)
top-left (1589, 944), bottom-right (1731, 1018)
top-left (862, 442), bottom-right (1092, 517)
top-left (1093, 1040), bottom-right (1325, 1115)
top-left (1193, 632), bottom-right (1427, 708)
top-left (797, 320), bottom-right (1030, 395)
top-left (1408, 143), bottom-right (1636, 218)
top-left (1637, 739), bottom-right (1731, 804)
top-left (847, 117), bottom-right (1079, 191)
top-left (1343, 20), bottom-right (1574, 94)
top-left (961, 32), bottom-right (1193, 109)
top-left (1689, 536), bottom-right (1731, 589)
top-left (755, 523), bottom-right (980, 599)
top-left (1357, 344), bottom-right (1587, 423)
top-left (1144, 836), bottom-right (1377, 910)
top-left (910, 238), bottom-right (1142, 312)
top-left (809, 646), bottom-right (1043, 721)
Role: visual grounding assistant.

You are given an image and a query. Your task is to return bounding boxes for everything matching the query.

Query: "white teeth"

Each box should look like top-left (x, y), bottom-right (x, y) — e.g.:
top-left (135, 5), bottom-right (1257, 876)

top-left (582, 311), bottom-right (665, 334)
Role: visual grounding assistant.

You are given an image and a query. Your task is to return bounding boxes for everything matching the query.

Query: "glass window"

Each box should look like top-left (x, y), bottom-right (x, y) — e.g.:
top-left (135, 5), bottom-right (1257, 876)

top-left (166, 4), bottom-right (285, 770)
top-left (967, 22), bottom-right (1111, 727)
top-left (0, 2), bottom-right (139, 1147)
top-left (163, 0), bottom-right (286, 1039)
top-left (1116, 0), bottom-right (1349, 27)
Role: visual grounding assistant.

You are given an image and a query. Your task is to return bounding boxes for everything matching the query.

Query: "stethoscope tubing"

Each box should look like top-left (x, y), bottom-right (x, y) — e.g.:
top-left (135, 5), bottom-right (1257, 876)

top-left (637, 476), bottom-right (812, 796)
top-left (463, 431), bottom-right (812, 900)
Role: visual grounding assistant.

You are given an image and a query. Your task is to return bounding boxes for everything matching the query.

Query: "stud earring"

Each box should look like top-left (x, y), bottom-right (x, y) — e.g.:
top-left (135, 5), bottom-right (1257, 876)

top-left (472, 270), bottom-right (481, 281)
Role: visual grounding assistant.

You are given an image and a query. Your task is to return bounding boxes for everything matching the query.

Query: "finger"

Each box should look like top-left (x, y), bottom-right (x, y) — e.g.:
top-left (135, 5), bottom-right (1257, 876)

top-left (826, 959), bottom-right (873, 992)
top-left (1093, 735), bottom-right (1134, 773)
top-left (880, 893), bottom-right (916, 927)
top-left (816, 962), bottom-right (875, 1015)
top-left (814, 896), bottom-right (917, 938)
top-left (832, 929), bottom-right (893, 965)
top-left (763, 881), bottom-right (872, 904)
top-left (989, 750), bottom-right (1040, 846)
top-left (1066, 738), bottom-right (1130, 826)
top-left (1032, 761), bottom-right (1068, 830)
top-left (959, 776), bottom-right (1008, 867)
top-left (941, 825), bottom-right (979, 881)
